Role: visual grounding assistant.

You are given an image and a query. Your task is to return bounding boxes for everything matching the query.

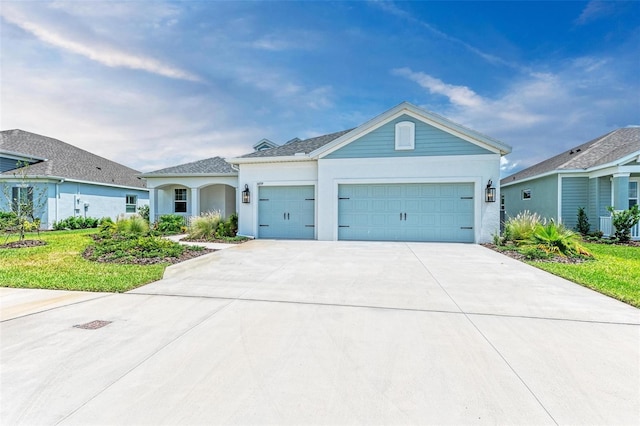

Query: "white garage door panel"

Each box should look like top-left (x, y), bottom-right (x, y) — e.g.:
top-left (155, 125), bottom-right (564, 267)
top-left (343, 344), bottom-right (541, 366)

top-left (338, 183), bottom-right (474, 242)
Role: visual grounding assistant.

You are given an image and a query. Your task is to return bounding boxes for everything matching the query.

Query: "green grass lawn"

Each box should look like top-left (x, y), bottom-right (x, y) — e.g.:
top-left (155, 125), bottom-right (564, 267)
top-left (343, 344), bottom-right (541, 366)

top-left (529, 242), bottom-right (640, 308)
top-left (0, 229), bottom-right (166, 292)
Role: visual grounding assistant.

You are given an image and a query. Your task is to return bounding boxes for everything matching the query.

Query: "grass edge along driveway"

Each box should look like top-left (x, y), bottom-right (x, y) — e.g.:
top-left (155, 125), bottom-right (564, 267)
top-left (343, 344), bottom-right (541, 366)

top-left (0, 229), bottom-right (166, 293)
top-left (1, 231), bottom-right (639, 308)
top-left (529, 242), bottom-right (640, 308)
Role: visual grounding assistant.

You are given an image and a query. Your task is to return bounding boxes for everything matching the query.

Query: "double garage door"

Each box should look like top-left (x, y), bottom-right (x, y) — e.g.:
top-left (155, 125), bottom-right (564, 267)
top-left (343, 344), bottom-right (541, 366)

top-left (338, 183), bottom-right (475, 243)
top-left (257, 183), bottom-right (474, 242)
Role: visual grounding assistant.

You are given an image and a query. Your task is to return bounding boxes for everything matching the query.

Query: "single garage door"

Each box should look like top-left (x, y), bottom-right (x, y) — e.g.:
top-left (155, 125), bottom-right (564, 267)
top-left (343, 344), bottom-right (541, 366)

top-left (338, 183), bottom-right (474, 242)
top-left (258, 186), bottom-right (315, 239)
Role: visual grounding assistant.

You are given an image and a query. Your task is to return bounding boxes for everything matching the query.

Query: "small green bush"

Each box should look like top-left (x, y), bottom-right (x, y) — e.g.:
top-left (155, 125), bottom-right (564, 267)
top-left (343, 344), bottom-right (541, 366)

top-left (115, 215), bottom-right (149, 235)
top-left (608, 205), bottom-right (640, 242)
top-left (504, 210), bottom-right (546, 242)
top-left (137, 205), bottom-right (150, 222)
top-left (53, 216), bottom-right (100, 230)
top-left (156, 214), bottom-right (185, 235)
top-left (576, 207), bottom-right (590, 235)
top-left (530, 222), bottom-right (591, 257)
top-left (188, 211), bottom-right (222, 239)
top-left (0, 211), bottom-right (18, 230)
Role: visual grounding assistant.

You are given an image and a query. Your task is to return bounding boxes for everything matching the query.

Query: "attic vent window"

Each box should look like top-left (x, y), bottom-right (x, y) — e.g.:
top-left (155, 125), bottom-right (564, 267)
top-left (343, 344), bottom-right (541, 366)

top-left (395, 121), bottom-right (415, 151)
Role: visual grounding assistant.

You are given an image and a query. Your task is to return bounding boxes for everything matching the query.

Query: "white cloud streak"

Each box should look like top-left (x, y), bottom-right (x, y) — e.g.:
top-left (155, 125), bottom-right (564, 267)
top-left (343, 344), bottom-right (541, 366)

top-left (394, 61), bottom-right (639, 175)
top-left (0, 4), bottom-right (201, 82)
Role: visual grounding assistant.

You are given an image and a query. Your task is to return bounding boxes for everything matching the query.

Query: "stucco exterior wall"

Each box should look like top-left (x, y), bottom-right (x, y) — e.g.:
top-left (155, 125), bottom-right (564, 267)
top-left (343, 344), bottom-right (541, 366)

top-left (236, 161), bottom-right (318, 238)
top-left (0, 179), bottom-right (149, 229)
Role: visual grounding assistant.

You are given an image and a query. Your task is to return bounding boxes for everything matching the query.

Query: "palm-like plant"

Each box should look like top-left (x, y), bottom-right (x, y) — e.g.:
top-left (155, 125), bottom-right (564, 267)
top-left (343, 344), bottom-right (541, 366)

top-left (530, 222), bottom-right (591, 257)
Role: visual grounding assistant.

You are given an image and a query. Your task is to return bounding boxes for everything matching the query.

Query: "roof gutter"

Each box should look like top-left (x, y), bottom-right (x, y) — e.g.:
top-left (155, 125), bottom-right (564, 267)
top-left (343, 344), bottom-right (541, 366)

top-left (227, 154), bottom-right (313, 165)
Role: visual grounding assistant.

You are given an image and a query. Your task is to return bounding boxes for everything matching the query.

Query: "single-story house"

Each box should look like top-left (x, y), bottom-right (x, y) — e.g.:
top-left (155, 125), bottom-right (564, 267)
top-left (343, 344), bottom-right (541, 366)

top-left (141, 156), bottom-right (238, 223)
top-left (145, 102), bottom-right (511, 243)
top-left (501, 127), bottom-right (640, 239)
top-left (0, 129), bottom-right (149, 228)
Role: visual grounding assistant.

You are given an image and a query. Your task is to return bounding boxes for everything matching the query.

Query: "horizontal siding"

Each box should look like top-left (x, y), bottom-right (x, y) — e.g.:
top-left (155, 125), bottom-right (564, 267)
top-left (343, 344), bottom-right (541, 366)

top-left (325, 114), bottom-right (492, 159)
top-left (502, 174), bottom-right (558, 223)
top-left (561, 177), bottom-right (588, 230)
top-left (598, 177), bottom-right (612, 216)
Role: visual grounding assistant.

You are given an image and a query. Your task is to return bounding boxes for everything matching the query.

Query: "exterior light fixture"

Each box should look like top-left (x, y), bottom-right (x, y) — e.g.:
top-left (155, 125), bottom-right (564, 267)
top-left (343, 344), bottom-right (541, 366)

top-left (485, 180), bottom-right (496, 202)
top-left (242, 184), bottom-right (250, 204)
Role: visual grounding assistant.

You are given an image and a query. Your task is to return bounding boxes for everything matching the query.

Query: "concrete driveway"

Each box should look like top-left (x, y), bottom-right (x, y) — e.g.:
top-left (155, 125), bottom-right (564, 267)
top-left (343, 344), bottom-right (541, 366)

top-left (1, 240), bottom-right (639, 425)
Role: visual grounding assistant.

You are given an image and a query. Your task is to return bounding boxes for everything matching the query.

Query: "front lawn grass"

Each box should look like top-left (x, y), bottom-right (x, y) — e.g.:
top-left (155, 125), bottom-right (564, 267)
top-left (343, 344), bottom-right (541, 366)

top-left (529, 242), bottom-right (640, 308)
top-left (0, 229), bottom-right (166, 292)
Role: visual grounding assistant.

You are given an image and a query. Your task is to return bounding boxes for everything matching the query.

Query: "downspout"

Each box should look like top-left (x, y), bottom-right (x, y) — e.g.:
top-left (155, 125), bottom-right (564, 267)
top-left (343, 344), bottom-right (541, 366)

top-left (55, 178), bottom-right (64, 227)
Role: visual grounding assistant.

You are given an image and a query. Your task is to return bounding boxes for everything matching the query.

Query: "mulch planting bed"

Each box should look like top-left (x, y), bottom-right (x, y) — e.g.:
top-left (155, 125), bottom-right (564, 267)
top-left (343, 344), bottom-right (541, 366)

top-left (481, 243), bottom-right (592, 264)
top-left (82, 246), bottom-right (216, 265)
top-left (0, 239), bottom-right (47, 249)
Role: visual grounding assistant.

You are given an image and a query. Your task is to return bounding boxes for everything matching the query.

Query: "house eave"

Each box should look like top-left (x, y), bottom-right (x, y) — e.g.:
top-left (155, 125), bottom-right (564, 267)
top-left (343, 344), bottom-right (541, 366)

top-left (227, 155), bottom-right (314, 165)
top-left (0, 174), bottom-right (148, 191)
top-left (140, 172), bottom-right (237, 179)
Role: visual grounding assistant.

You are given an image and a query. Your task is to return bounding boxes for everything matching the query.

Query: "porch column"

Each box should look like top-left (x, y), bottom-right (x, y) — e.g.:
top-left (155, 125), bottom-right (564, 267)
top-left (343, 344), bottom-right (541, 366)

top-left (190, 187), bottom-right (199, 217)
top-left (612, 173), bottom-right (630, 210)
top-left (149, 188), bottom-right (157, 223)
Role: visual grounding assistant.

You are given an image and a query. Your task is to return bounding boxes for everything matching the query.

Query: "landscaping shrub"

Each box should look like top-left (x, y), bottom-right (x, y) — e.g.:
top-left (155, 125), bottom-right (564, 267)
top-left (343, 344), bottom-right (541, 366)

top-left (504, 210), bottom-right (545, 242)
top-left (115, 215), bottom-right (149, 235)
top-left (188, 211), bottom-right (222, 239)
top-left (53, 216), bottom-right (100, 230)
top-left (0, 211), bottom-right (18, 230)
top-left (87, 234), bottom-right (188, 262)
top-left (531, 222), bottom-right (591, 257)
top-left (607, 205), bottom-right (640, 242)
top-left (501, 211), bottom-right (591, 258)
top-left (576, 207), bottom-right (590, 235)
top-left (137, 205), bottom-right (150, 222)
top-left (155, 214), bottom-right (185, 235)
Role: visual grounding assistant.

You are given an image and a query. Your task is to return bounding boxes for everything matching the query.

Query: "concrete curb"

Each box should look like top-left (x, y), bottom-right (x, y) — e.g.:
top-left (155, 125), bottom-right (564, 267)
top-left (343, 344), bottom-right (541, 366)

top-left (162, 250), bottom-right (223, 279)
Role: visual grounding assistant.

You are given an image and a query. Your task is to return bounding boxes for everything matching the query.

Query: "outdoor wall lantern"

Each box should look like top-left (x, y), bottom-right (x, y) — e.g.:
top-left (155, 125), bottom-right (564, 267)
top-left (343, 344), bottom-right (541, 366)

top-left (485, 180), bottom-right (496, 202)
top-left (242, 184), bottom-right (251, 204)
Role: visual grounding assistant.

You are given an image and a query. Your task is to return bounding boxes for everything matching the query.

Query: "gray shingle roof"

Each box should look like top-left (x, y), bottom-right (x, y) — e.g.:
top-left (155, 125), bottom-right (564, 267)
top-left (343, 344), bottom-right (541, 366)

top-left (501, 127), bottom-right (640, 185)
top-left (142, 156), bottom-right (236, 175)
top-left (0, 129), bottom-right (146, 188)
top-left (240, 129), bottom-right (354, 158)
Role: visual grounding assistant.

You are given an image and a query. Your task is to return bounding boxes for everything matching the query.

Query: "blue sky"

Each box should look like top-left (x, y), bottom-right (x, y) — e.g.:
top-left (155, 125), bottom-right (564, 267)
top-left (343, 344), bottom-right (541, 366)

top-left (1, 1), bottom-right (638, 175)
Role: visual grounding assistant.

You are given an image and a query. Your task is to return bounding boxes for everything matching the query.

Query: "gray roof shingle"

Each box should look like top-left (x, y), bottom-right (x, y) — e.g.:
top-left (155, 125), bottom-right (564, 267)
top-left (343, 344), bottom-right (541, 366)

top-left (142, 156), bottom-right (236, 175)
top-left (0, 129), bottom-right (146, 188)
top-left (240, 129), bottom-right (354, 158)
top-left (501, 127), bottom-right (640, 185)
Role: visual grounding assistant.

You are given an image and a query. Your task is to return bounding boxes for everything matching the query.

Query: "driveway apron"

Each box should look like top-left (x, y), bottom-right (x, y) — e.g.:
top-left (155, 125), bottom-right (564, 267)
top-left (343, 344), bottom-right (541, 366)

top-left (1, 240), bottom-right (638, 425)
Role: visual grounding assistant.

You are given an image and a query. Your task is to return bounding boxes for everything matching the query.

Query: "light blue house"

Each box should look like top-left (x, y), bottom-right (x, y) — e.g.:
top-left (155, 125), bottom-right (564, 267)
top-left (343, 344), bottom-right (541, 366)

top-left (0, 130), bottom-right (149, 228)
top-left (501, 127), bottom-right (640, 239)
top-left (144, 102), bottom-right (511, 243)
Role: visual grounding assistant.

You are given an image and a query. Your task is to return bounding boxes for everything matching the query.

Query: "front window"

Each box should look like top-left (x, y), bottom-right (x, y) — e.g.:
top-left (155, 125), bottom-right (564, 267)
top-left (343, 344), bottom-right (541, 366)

top-left (11, 186), bottom-right (33, 214)
top-left (630, 181), bottom-right (638, 208)
top-left (522, 189), bottom-right (531, 200)
top-left (174, 188), bottom-right (187, 213)
top-left (125, 195), bottom-right (137, 213)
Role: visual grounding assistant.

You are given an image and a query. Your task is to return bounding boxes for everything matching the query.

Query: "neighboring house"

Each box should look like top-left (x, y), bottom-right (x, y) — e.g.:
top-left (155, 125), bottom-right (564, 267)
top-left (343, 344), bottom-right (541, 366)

top-left (501, 127), bottom-right (640, 239)
top-left (141, 157), bottom-right (237, 222)
top-left (0, 129), bottom-right (149, 228)
top-left (145, 102), bottom-right (509, 243)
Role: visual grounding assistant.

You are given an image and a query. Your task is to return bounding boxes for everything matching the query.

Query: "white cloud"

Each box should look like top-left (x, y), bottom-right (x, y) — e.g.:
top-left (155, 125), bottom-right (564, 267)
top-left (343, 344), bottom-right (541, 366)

top-left (394, 60), bottom-right (639, 176)
top-left (0, 3), bottom-right (201, 82)
top-left (393, 68), bottom-right (485, 108)
top-left (575, 1), bottom-right (615, 25)
top-left (373, 1), bottom-right (528, 72)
